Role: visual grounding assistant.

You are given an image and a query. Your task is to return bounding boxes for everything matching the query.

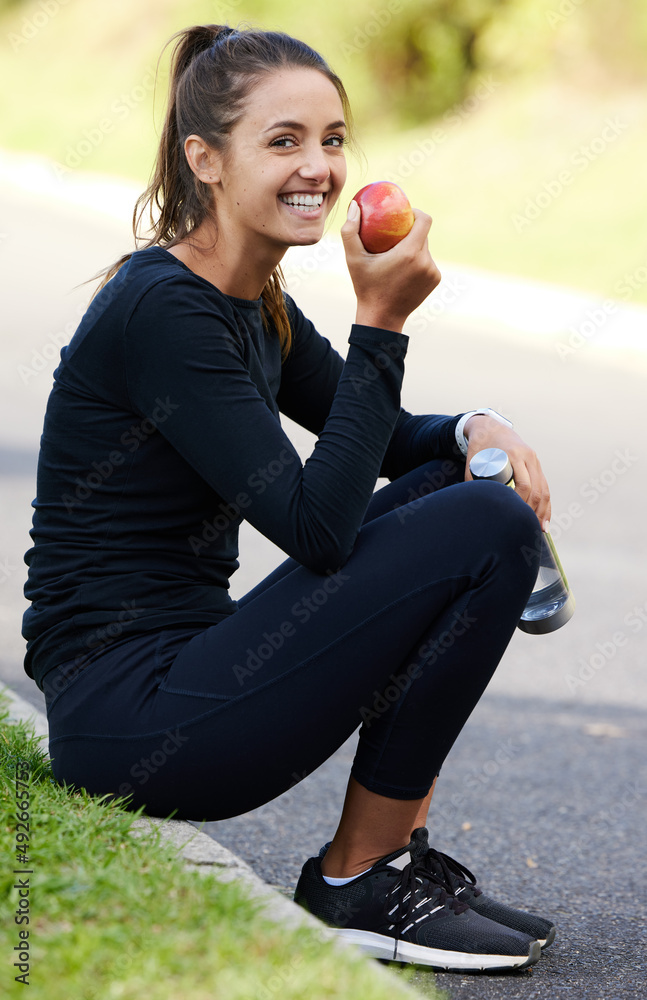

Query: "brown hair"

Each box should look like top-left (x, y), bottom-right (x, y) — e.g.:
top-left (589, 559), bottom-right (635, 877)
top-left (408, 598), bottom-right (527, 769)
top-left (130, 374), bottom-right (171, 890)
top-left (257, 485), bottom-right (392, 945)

top-left (94, 24), bottom-right (354, 358)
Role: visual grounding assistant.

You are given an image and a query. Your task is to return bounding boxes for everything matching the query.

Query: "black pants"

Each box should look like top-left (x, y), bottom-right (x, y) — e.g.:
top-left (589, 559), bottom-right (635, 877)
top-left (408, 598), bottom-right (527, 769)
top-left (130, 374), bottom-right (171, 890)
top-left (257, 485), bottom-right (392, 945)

top-left (45, 460), bottom-right (540, 821)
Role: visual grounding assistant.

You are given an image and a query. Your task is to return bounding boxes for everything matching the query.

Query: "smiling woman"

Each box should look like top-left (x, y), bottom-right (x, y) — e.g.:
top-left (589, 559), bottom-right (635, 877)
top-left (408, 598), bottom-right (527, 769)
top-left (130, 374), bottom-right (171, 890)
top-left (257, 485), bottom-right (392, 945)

top-left (94, 27), bottom-right (355, 358)
top-left (23, 22), bottom-right (555, 974)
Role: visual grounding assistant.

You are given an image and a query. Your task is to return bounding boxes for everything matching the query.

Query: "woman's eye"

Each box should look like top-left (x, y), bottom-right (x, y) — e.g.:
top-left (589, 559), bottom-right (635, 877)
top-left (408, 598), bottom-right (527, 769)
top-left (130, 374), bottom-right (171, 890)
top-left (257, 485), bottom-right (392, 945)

top-left (270, 134), bottom-right (346, 148)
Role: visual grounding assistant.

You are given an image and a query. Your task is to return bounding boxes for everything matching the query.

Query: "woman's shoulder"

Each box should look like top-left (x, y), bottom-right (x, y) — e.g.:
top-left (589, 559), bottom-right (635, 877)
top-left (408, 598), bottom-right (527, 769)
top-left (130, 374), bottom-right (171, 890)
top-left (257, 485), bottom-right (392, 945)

top-left (111, 246), bottom-right (244, 326)
top-left (281, 290), bottom-right (316, 335)
top-left (126, 246), bottom-right (230, 298)
top-left (71, 248), bottom-right (242, 361)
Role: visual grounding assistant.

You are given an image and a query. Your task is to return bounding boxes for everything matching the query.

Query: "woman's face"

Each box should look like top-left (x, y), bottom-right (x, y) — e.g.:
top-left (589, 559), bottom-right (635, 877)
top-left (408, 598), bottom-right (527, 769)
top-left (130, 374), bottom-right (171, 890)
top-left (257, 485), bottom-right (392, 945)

top-left (212, 67), bottom-right (348, 251)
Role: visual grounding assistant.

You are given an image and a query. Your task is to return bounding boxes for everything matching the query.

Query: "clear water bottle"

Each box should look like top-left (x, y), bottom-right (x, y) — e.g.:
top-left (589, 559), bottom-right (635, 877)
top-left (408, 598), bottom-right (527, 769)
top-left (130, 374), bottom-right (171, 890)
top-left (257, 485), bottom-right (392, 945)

top-left (469, 447), bottom-right (575, 634)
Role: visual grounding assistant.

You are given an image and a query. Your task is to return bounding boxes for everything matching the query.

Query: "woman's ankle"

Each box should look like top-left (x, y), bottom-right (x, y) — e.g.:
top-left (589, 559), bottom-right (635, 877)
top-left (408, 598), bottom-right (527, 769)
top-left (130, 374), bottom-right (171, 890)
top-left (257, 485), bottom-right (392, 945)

top-left (320, 838), bottom-right (409, 879)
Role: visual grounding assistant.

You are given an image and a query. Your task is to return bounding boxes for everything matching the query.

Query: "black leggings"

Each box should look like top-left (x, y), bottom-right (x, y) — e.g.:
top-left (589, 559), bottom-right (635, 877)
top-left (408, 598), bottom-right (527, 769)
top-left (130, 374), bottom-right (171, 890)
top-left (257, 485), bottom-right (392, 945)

top-left (45, 461), bottom-right (540, 821)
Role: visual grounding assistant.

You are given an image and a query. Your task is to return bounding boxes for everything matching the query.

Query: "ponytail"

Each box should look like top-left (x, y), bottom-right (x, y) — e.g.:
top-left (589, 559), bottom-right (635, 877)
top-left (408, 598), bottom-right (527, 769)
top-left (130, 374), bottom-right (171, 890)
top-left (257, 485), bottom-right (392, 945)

top-left (93, 24), bottom-right (355, 360)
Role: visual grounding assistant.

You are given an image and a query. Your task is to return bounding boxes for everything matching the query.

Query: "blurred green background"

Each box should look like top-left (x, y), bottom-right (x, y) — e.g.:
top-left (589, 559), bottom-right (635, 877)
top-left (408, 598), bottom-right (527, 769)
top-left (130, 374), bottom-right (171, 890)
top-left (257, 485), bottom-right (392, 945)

top-left (1, 0), bottom-right (646, 302)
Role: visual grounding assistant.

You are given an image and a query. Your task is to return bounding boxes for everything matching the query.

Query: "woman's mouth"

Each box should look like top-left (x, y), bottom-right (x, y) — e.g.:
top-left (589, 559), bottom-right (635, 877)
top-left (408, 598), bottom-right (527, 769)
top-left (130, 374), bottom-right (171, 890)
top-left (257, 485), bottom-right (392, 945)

top-left (278, 192), bottom-right (325, 215)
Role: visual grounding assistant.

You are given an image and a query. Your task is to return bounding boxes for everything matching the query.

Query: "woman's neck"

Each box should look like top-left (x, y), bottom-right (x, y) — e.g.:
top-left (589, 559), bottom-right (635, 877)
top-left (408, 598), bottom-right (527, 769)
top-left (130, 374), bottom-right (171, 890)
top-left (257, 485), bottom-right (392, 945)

top-left (164, 220), bottom-right (283, 299)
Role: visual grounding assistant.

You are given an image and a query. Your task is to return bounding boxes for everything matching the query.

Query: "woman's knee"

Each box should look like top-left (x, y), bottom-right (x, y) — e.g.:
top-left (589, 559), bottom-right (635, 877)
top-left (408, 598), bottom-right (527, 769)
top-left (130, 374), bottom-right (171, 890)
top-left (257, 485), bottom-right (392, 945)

top-left (465, 480), bottom-right (541, 574)
top-left (438, 479), bottom-right (540, 566)
top-left (375, 478), bottom-right (541, 582)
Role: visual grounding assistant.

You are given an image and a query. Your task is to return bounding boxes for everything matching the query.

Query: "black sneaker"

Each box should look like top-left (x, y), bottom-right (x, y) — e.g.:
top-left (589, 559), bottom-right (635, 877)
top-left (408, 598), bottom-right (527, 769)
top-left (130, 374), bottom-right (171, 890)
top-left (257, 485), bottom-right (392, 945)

top-left (409, 828), bottom-right (556, 949)
top-left (295, 840), bottom-right (541, 971)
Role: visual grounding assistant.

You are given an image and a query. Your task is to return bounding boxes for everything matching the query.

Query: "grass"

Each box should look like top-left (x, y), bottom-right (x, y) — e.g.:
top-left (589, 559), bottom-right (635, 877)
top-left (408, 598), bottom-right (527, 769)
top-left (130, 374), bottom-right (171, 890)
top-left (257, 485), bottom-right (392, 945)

top-left (0, 704), bottom-right (442, 1000)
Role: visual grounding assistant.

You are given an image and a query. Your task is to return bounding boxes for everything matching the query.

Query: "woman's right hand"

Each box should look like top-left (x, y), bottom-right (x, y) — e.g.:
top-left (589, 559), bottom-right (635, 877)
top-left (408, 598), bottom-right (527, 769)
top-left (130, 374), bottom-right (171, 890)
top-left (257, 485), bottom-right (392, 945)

top-left (341, 200), bottom-right (441, 333)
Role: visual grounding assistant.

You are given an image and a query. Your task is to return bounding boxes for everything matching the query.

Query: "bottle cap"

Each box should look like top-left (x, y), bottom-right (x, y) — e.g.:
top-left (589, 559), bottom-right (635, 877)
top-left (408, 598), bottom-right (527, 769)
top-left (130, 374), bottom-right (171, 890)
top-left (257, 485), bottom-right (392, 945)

top-left (469, 448), bottom-right (514, 485)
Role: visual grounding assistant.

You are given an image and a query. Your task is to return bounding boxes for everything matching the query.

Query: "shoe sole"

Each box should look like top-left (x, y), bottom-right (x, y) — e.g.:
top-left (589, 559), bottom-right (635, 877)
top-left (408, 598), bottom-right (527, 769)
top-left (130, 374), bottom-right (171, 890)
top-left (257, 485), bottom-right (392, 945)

top-left (336, 929), bottom-right (542, 972)
top-left (539, 925), bottom-right (556, 950)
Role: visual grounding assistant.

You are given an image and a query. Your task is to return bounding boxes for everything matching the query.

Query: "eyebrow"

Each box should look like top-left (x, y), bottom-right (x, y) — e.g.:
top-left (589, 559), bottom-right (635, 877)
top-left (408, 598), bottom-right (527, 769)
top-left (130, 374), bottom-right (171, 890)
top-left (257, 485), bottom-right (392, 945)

top-left (263, 119), bottom-right (346, 133)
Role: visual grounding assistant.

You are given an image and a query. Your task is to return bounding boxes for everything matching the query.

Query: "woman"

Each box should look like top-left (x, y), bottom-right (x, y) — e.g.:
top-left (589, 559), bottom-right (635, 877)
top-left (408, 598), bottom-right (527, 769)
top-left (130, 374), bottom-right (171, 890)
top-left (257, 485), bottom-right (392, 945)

top-left (23, 24), bottom-right (555, 971)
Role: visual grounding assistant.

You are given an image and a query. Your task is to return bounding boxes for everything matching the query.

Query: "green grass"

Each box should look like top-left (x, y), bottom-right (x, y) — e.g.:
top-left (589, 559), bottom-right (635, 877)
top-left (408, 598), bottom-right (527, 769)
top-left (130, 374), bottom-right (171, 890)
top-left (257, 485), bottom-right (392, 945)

top-left (0, 706), bottom-right (441, 1000)
top-left (1, 0), bottom-right (645, 305)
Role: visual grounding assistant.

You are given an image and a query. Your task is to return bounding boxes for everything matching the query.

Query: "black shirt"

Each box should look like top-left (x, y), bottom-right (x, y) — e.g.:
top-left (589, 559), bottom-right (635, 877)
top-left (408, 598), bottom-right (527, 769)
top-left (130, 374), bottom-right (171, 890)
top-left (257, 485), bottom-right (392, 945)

top-left (22, 247), bottom-right (460, 690)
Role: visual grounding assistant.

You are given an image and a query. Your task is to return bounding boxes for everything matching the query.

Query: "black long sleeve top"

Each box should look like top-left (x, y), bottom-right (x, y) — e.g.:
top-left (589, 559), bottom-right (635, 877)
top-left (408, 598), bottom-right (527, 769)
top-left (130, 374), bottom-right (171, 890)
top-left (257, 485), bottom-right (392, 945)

top-left (22, 247), bottom-right (461, 690)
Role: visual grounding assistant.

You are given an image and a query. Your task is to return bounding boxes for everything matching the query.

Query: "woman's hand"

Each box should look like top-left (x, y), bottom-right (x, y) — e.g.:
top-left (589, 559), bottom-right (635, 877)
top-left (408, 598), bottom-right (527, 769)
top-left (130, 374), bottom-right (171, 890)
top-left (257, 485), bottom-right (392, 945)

top-left (463, 415), bottom-right (552, 530)
top-left (341, 200), bottom-right (441, 333)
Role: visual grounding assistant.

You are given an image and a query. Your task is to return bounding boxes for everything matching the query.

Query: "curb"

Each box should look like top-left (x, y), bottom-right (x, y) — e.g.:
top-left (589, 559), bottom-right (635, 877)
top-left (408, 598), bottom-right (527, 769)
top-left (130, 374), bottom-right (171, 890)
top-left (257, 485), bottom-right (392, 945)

top-left (0, 682), bottom-right (422, 995)
top-left (1, 684), bottom-right (49, 740)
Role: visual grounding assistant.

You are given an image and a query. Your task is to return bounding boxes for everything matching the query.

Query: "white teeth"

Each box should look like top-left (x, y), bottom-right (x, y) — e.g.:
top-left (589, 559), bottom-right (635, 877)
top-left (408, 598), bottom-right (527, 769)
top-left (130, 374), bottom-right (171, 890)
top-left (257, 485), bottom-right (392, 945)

top-left (279, 192), bottom-right (324, 210)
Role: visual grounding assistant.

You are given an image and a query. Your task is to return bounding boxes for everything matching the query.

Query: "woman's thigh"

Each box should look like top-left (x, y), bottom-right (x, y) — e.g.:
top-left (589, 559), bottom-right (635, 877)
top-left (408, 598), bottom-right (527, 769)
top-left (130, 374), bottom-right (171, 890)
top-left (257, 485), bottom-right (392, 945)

top-left (47, 474), bottom-right (538, 820)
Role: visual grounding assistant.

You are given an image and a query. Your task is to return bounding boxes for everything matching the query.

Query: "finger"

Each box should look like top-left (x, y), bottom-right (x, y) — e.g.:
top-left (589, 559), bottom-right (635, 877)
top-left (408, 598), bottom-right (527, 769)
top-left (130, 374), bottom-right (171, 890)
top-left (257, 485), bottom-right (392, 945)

top-left (390, 208), bottom-right (432, 252)
top-left (511, 461), bottom-right (533, 505)
top-left (522, 453), bottom-right (551, 528)
top-left (534, 480), bottom-right (552, 529)
top-left (409, 207), bottom-right (433, 239)
top-left (513, 461), bottom-right (551, 528)
top-left (340, 200), bottom-right (362, 245)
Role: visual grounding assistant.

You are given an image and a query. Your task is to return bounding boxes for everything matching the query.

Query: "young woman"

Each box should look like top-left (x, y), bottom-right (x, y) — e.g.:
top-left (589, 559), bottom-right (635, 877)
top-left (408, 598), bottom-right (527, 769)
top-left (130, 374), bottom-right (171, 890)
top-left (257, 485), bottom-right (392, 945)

top-left (23, 25), bottom-right (555, 971)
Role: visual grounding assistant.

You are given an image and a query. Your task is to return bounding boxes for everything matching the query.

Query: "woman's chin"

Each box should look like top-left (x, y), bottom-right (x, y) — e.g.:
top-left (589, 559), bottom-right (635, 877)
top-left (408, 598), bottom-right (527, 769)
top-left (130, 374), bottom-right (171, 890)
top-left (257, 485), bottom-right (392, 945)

top-left (276, 225), bottom-right (326, 249)
top-left (289, 233), bottom-right (325, 247)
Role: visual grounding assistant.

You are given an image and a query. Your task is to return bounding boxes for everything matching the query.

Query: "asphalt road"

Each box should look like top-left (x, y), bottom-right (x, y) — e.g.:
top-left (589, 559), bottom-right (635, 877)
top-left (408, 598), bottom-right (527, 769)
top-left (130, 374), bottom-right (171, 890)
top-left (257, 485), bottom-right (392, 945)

top-left (1, 165), bottom-right (646, 999)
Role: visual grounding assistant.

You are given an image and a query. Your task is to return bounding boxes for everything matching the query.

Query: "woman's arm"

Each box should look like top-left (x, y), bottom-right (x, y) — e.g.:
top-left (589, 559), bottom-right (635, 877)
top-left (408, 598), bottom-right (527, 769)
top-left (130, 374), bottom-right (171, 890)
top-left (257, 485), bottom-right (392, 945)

top-left (277, 300), bottom-right (551, 526)
top-left (125, 275), bottom-right (408, 574)
top-left (278, 295), bottom-right (462, 481)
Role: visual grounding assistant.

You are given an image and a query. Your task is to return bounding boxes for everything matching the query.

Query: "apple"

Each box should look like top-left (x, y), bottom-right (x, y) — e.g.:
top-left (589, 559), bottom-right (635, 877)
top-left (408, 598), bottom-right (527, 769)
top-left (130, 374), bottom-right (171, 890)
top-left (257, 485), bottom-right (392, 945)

top-left (352, 181), bottom-right (414, 253)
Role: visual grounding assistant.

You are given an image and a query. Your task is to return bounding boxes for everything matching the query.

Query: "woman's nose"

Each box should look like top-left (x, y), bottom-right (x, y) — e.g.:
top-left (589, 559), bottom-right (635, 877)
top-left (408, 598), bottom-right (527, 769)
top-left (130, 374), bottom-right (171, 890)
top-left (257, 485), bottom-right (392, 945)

top-left (297, 145), bottom-right (330, 183)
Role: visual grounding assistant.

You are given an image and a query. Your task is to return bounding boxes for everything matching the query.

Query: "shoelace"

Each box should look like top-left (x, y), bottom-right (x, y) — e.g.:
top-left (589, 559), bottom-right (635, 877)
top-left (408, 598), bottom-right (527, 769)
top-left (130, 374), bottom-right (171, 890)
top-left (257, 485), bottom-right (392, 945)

top-left (386, 858), bottom-right (469, 962)
top-left (424, 847), bottom-right (483, 899)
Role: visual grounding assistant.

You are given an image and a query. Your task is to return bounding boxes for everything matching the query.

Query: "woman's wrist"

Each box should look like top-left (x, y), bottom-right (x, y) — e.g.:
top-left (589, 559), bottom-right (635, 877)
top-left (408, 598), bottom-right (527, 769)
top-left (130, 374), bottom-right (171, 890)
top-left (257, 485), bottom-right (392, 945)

top-left (464, 414), bottom-right (492, 440)
top-left (354, 307), bottom-right (404, 334)
top-left (458, 409), bottom-right (514, 455)
top-left (464, 414), bottom-right (510, 448)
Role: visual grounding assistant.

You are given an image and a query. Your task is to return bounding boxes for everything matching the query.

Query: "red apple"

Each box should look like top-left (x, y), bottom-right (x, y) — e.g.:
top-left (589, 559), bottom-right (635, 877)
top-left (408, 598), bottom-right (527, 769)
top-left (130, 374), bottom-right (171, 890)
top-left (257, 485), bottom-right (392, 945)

top-left (352, 182), bottom-right (414, 253)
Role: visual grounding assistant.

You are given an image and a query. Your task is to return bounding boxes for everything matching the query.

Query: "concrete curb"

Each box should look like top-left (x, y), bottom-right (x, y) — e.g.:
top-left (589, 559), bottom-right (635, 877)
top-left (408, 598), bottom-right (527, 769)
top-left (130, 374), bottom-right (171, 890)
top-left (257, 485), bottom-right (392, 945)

top-left (0, 682), bottom-right (421, 996)
top-left (1, 684), bottom-right (49, 740)
top-left (131, 816), bottom-right (327, 933)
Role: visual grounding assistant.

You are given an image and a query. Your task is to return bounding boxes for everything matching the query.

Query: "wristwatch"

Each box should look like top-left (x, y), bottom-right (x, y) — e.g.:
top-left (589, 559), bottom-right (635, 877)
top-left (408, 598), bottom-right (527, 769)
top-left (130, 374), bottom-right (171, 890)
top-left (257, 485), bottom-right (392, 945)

top-left (454, 408), bottom-right (513, 458)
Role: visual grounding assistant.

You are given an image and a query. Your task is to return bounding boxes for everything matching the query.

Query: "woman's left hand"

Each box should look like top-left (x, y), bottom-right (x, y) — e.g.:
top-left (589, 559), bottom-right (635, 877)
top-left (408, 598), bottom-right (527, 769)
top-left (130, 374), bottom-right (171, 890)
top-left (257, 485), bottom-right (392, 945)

top-left (463, 415), bottom-right (552, 531)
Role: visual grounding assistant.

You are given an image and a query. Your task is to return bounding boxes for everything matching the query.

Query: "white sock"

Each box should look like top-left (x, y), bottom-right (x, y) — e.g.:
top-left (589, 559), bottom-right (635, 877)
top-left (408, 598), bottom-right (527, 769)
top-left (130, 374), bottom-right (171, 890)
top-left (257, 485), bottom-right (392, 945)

top-left (322, 866), bottom-right (373, 886)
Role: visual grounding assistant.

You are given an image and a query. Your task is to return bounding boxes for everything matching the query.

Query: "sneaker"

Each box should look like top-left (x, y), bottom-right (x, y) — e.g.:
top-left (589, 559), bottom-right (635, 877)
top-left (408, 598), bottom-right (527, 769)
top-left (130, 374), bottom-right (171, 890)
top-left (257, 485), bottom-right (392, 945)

top-left (409, 828), bottom-right (556, 949)
top-left (295, 840), bottom-right (541, 971)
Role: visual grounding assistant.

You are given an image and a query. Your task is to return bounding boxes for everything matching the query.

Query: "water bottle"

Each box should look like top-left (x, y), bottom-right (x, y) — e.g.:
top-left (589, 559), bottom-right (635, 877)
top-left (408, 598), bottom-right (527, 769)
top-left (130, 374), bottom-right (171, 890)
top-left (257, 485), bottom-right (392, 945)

top-left (469, 447), bottom-right (575, 634)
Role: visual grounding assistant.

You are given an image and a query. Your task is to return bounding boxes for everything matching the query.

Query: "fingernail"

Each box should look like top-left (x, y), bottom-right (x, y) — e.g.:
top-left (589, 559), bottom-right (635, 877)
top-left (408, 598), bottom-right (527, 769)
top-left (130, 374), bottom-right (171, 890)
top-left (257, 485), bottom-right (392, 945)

top-left (347, 200), bottom-right (359, 221)
top-left (543, 520), bottom-right (550, 533)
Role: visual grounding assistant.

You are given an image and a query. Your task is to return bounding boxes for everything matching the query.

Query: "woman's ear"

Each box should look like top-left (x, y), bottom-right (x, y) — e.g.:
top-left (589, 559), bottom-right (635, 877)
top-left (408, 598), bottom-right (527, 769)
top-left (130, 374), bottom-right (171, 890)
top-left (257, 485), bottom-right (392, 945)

top-left (184, 134), bottom-right (222, 184)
